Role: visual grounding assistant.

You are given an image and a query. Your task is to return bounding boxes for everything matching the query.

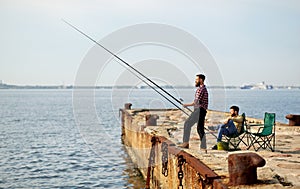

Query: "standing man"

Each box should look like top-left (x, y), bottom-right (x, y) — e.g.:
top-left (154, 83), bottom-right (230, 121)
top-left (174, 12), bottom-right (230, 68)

top-left (179, 74), bottom-right (208, 152)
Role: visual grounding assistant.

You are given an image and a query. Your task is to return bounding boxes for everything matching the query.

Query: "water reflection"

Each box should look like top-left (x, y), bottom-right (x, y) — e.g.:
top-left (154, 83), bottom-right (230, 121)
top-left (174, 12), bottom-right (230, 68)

top-left (121, 145), bottom-right (146, 189)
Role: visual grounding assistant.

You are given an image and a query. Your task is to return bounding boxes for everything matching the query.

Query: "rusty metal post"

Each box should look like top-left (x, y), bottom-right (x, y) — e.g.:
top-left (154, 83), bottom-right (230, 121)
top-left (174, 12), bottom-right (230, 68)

top-left (146, 114), bottom-right (159, 126)
top-left (286, 114), bottom-right (300, 126)
top-left (124, 103), bottom-right (132, 110)
top-left (228, 152), bottom-right (266, 186)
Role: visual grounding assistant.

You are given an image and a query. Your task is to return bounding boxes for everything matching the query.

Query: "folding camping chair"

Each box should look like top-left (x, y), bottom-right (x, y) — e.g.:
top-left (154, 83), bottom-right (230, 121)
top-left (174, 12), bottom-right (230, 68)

top-left (222, 113), bottom-right (248, 150)
top-left (246, 112), bottom-right (276, 152)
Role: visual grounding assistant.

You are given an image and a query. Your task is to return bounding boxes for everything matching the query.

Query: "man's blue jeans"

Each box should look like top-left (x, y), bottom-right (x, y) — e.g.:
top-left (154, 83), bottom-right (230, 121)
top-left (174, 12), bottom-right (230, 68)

top-left (217, 120), bottom-right (237, 142)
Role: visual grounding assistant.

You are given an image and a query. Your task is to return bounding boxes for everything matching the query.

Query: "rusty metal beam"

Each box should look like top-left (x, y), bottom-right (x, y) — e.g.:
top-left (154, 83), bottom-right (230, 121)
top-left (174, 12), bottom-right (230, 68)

top-left (155, 135), bottom-right (227, 188)
top-left (156, 136), bottom-right (219, 178)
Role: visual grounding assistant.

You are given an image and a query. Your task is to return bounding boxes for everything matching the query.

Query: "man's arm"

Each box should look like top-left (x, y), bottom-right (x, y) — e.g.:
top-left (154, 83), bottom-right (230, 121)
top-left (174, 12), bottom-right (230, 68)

top-left (223, 116), bottom-right (231, 124)
top-left (183, 102), bottom-right (194, 108)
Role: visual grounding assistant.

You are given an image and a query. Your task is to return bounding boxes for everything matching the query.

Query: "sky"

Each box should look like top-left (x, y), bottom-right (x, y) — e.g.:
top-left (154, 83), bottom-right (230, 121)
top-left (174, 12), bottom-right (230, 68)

top-left (0, 0), bottom-right (299, 86)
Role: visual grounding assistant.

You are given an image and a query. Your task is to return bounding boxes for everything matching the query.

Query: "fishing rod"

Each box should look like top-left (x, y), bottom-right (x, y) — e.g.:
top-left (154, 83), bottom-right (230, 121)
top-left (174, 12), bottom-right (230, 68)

top-left (62, 19), bottom-right (190, 116)
top-left (62, 19), bottom-right (193, 114)
top-left (63, 20), bottom-right (217, 139)
top-left (117, 60), bottom-right (190, 116)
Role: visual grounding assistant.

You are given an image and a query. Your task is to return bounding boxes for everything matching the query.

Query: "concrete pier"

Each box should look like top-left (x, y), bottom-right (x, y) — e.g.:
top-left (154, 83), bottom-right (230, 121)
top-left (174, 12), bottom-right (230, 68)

top-left (120, 106), bottom-right (300, 188)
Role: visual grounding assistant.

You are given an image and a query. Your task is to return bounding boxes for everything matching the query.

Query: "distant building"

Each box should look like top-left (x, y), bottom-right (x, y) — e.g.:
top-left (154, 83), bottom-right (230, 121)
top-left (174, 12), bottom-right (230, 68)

top-left (0, 80), bottom-right (2, 85)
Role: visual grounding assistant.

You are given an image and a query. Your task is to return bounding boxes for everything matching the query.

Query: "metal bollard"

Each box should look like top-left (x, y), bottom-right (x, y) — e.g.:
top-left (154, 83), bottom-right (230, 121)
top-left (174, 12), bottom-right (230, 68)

top-left (145, 114), bottom-right (159, 126)
top-left (124, 103), bottom-right (132, 110)
top-left (228, 152), bottom-right (266, 186)
top-left (286, 114), bottom-right (300, 126)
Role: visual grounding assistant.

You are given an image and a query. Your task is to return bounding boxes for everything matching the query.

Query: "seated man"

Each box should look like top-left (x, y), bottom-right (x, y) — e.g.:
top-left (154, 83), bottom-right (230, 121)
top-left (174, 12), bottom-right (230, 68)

top-left (212, 105), bottom-right (243, 149)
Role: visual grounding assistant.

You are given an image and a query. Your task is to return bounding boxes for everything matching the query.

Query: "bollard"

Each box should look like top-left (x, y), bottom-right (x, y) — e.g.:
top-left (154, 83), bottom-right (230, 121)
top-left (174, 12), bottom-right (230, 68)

top-left (286, 114), bottom-right (300, 126)
top-left (145, 114), bottom-right (159, 126)
top-left (228, 152), bottom-right (266, 186)
top-left (124, 103), bottom-right (132, 110)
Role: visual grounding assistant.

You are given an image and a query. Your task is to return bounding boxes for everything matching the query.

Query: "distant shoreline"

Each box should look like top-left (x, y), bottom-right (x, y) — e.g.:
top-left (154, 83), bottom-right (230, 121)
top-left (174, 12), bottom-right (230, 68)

top-left (0, 83), bottom-right (299, 90)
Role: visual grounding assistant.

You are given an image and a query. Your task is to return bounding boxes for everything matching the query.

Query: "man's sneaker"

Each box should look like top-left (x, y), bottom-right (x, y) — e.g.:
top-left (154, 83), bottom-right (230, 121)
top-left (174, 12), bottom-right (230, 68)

top-left (211, 144), bottom-right (218, 150)
top-left (178, 142), bottom-right (189, 149)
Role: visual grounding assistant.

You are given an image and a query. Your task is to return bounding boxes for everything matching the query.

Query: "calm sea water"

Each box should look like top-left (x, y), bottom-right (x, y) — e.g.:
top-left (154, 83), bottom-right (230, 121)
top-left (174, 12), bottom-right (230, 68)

top-left (123, 88), bottom-right (300, 123)
top-left (0, 88), bottom-right (299, 188)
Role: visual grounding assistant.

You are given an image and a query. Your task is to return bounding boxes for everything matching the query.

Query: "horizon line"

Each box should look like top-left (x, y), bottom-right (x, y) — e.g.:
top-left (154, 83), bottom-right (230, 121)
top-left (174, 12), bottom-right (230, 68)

top-left (0, 82), bottom-right (299, 89)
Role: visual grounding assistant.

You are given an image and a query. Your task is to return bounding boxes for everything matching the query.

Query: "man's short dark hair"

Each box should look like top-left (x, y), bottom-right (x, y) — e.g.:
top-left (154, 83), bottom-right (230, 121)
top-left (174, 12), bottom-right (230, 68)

top-left (196, 74), bottom-right (205, 81)
top-left (230, 105), bottom-right (239, 113)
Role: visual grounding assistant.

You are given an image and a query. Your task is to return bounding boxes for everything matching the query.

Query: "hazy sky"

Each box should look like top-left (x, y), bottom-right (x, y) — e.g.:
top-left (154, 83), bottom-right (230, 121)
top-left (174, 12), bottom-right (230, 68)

top-left (0, 0), bottom-right (299, 86)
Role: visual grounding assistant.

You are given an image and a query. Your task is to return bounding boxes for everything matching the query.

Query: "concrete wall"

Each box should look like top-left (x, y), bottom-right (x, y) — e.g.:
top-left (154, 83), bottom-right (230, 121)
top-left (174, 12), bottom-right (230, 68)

top-left (121, 109), bottom-right (227, 189)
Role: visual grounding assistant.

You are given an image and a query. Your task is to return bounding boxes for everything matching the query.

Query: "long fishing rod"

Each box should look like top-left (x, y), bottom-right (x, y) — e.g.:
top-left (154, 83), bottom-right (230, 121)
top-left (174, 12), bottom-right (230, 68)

top-left (62, 19), bottom-right (193, 114)
top-left (62, 19), bottom-right (190, 116)
top-left (118, 60), bottom-right (190, 116)
top-left (63, 20), bottom-right (217, 138)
